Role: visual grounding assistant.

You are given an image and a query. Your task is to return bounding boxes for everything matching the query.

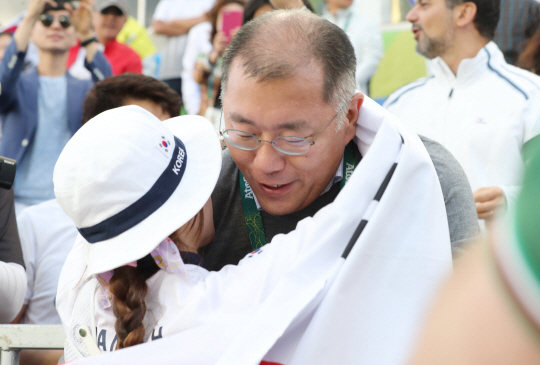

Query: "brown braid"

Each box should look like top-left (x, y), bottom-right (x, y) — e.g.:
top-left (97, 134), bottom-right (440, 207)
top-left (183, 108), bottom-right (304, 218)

top-left (108, 266), bottom-right (151, 349)
top-left (108, 208), bottom-right (206, 349)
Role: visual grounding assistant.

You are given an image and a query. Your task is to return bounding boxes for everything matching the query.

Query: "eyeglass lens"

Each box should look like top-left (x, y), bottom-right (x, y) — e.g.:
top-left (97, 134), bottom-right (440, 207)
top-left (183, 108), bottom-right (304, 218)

top-left (223, 130), bottom-right (311, 155)
top-left (39, 14), bottom-right (71, 28)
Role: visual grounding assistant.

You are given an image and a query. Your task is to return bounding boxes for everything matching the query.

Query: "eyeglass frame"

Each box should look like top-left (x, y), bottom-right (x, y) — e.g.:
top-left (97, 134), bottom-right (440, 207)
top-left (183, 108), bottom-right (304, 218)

top-left (218, 97), bottom-right (352, 156)
top-left (39, 13), bottom-right (72, 29)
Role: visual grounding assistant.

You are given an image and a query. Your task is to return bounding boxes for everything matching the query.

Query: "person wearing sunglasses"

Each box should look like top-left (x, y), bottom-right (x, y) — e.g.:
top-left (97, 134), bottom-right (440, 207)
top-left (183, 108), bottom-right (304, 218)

top-left (0, 0), bottom-right (112, 213)
top-left (67, 0), bottom-right (142, 79)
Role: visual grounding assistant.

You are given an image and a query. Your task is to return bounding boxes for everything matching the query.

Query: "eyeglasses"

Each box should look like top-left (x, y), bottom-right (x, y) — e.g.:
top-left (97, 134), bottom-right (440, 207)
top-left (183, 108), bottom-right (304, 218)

top-left (219, 99), bottom-right (351, 156)
top-left (39, 14), bottom-right (71, 28)
top-left (101, 6), bottom-right (124, 16)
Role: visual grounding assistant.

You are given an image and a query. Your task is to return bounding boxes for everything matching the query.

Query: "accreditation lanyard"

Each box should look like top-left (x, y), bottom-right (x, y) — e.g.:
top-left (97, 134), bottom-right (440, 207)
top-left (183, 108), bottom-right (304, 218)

top-left (239, 142), bottom-right (359, 251)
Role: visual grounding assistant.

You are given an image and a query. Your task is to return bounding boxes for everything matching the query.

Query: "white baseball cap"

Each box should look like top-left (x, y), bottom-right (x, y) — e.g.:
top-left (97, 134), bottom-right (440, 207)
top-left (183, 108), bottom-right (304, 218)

top-left (53, 106), bottom-right (221, 276)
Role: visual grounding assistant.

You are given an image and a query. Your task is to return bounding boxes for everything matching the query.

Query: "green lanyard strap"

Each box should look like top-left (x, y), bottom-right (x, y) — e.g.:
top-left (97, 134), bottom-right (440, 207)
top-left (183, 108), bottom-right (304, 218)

top-left (239, 174), bottom-right (267, 250)
top-left (239, 142), bottom-right (359, 251)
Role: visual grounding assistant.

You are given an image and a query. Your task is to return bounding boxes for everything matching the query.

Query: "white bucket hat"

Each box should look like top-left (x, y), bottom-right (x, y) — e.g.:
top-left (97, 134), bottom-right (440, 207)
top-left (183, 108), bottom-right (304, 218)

top-left (53, 105), bottom-right (221, 276)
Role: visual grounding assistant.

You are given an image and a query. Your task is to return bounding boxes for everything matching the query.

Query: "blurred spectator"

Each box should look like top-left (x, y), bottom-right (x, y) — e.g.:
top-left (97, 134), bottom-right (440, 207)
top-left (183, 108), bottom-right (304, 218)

top-left (15, 200), bottom-right (77, 325)
top-left (494, 0), bottom-right (540, 66)
top-left (321, 0), bottom-right (383, 94)
top-left (192, 0), bottom-right (244, 127)
top-left (0, 32), bottom-right (13, 62)
top-left (243, 0), bottom-right (274, 23)
top-left (385, 0), bottom-right (540, 224)
top-left (117, 16), bottom-right (158, 77)
top-left (0, 0), bottom-right (111, 213)
top-left (0, 32), bottom-right (13, 143)
top-left (519, 26), bottom-right (540, 75)
top-left (82, 73), bottom-right (181, 122)
top-left (0, 188), bottom-right (26, 324)
top-left (68, 0), bottom-right (142, 79)
top-left (152, 0), bottom-right (215, 100)
top-left (181, 21), bottom-right (212, 115)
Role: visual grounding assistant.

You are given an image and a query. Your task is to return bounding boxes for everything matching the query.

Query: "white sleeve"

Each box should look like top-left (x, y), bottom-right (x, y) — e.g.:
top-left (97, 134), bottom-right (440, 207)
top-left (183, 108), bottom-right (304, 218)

top-left (152, 0), bottom-right (169, 21)
top-left (56, 235), bottom-right (87, 338)
top-left (354, 19), bottom-right (384, 92)
top-left (16, 210), bottom-right (36, 306)
top-left (0, 262), bottom-right (26, 323)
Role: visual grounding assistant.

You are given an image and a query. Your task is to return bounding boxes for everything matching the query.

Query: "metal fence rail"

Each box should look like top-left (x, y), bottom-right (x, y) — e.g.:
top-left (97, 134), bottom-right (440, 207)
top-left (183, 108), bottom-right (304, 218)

top-left (0, 325), bottom-right (65, 365)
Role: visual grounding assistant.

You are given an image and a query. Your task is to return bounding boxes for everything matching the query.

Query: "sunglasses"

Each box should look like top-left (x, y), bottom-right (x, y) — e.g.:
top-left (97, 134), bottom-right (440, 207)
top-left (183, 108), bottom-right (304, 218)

top-left (39, 13), bottom-right (71, 28)
top-left (101, 6), bottom-right (124, 16)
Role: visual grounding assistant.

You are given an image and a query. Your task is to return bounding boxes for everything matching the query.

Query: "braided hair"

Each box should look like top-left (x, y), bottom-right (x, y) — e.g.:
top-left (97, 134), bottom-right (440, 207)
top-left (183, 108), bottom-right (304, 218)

top-left (107, 208), bottom-right (206, 349)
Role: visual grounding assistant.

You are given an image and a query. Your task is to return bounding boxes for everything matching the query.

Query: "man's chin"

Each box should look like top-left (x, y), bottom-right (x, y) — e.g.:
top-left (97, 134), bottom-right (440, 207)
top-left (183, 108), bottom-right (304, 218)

top-left (258, 200), bottom-right (300, 216)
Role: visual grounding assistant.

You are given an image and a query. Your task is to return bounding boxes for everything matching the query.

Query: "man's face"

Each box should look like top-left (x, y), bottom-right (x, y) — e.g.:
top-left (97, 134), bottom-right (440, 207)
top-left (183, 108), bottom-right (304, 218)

top-left (406, 0), bottom-right (456, 59)
top-left (93, 6), bottom-right (127, 44)
top-left (326, 0), bottom-right (354, 10)
top-left (31, 10), bottom-right (76, 53)
top-left (222, 60), bottom-right (359, 216)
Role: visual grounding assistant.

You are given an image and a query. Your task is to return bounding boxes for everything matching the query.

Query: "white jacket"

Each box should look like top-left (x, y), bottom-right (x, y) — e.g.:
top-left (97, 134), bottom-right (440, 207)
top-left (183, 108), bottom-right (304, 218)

top-left (384, 42), bottom-right (540, 208)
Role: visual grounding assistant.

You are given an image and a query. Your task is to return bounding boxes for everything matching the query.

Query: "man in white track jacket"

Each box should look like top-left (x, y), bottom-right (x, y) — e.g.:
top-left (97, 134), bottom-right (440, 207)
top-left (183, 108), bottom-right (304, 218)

top-left (384, 0), bottom-right (540, 224)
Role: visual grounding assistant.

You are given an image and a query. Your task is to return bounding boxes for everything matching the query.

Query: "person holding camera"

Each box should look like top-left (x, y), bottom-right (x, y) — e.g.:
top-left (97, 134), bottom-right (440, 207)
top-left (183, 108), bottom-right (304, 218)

top-left (0, 0), bottom-right (111, 213)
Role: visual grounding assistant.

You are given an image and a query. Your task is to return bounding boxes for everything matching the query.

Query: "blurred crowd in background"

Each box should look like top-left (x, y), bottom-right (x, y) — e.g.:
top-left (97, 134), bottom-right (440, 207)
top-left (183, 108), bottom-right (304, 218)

top-left (2, 0), bottom-right (540, 363)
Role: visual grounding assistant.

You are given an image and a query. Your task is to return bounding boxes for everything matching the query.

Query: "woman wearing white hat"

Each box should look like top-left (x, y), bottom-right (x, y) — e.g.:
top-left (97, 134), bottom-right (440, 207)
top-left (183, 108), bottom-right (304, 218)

top-left (54, 104), bottom-right (451, 364)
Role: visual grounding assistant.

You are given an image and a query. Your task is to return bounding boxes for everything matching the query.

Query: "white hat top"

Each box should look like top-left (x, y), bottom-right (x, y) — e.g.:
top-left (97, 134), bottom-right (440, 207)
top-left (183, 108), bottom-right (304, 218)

top-left (54, 105), bottom-right (221, 276)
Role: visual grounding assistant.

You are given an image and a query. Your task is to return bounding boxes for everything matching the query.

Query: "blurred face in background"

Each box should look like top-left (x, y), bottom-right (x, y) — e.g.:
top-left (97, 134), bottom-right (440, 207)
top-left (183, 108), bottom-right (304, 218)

top-left (93, 6), bottom-right (127, 44)
top-left (406, 0), bottom-right (456, 59)
top-left (31, 10), bottom-right (76, 53)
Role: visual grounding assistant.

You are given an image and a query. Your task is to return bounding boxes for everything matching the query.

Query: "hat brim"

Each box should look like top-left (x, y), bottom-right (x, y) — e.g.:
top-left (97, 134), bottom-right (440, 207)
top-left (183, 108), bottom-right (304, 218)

top-left (83, 115), bottom-right (222, 276)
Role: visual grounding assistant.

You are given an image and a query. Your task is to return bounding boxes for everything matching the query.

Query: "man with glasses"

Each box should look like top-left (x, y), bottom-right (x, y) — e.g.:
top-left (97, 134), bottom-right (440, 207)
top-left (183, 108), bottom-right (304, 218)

top-left (68, 0), bottom-right (142, 78)
top-left (0, 0), bottom-right (111, 212)
top-left (201, 9), bottom-right (479, 271)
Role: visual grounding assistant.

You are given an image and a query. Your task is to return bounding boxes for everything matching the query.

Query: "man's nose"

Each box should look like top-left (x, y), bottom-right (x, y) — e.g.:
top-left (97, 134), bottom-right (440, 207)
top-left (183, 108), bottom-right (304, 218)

top-left (50, 18), bottom-right (63, 29)
top-left (406, 6), bottom-right (418, 23)
top-left (252, 141), bottom-right (286, 176)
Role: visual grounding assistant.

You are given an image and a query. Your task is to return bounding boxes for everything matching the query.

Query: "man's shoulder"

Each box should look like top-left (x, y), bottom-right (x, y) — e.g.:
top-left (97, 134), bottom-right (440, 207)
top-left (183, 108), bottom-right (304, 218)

top-left (384, 76), bottom-right (435, 109)
top-left (485, 44), bottom-right (540, 98)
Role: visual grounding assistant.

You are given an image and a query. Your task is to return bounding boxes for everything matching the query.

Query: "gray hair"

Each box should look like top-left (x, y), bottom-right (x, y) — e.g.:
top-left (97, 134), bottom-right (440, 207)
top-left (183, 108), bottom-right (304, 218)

top-left (221, 9), bottom-right (357, 130)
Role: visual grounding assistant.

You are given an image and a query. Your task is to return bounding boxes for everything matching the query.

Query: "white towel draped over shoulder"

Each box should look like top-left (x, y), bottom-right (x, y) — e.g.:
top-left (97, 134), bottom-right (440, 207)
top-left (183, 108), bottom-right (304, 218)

top-left (66, 97), bottom-right (452, 365)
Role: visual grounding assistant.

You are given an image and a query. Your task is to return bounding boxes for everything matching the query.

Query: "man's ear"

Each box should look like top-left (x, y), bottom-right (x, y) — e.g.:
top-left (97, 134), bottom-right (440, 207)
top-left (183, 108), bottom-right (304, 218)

top-left (454, 2), bottom-right (477, 28)
top-left (344, 92), bottom-right (364, 141)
